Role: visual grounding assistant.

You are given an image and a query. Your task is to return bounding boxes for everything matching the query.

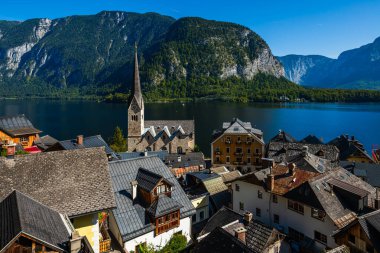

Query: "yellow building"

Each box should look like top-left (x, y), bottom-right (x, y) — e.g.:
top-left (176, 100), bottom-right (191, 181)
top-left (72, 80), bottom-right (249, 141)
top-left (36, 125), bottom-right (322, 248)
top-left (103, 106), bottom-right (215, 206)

top-left (328, 135), bottom-right (375, 163)
top-left (0, 114), bottom-right (41, 148)
top-left (211, 118), bottom-right (265, 173)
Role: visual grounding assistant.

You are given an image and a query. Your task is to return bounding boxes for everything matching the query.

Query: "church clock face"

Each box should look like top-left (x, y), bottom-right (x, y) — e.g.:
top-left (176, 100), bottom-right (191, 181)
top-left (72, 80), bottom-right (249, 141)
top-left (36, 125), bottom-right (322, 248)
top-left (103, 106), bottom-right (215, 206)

top-left (131, 104), bottom-right (138, 111)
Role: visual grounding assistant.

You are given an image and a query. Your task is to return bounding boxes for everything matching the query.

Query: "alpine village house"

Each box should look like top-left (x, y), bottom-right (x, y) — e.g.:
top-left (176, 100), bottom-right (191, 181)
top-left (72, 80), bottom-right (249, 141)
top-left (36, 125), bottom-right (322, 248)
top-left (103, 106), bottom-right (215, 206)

top-left (127, 47), bottom-right (195, 154)
top-left (211, 118), bottom-right (265, 173)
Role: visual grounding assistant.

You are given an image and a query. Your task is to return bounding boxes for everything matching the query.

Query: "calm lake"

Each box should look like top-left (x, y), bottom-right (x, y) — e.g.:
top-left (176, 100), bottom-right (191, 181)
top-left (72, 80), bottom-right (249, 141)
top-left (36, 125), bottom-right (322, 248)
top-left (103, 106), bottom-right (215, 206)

top-left (1, 99), bottom-right (380, 156)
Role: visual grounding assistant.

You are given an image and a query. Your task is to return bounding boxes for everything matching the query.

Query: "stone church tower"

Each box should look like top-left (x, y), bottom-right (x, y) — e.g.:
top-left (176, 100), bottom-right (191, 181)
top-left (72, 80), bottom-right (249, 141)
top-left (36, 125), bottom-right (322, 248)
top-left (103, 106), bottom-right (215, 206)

top-left (127, 46), bottom-right (144, 151)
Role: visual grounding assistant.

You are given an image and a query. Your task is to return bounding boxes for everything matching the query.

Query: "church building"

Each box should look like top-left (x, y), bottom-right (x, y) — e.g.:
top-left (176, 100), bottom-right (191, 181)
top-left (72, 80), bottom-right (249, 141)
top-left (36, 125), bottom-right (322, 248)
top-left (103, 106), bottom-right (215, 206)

top-left (127, 48), bottom-right (195, 154)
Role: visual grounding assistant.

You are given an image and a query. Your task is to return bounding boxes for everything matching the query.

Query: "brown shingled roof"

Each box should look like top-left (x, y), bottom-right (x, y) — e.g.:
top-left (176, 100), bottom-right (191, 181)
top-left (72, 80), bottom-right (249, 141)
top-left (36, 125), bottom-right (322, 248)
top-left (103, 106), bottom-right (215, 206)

top-left (0, 147), bottom-right (116, 217)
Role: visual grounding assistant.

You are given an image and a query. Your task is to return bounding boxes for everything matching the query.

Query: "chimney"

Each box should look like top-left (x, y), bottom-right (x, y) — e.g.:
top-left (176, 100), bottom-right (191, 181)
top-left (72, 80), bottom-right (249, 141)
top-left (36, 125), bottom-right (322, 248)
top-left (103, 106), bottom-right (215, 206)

top-left (76, 135), bottom-right (83, 145)
top-left (375, 189), bottom-right (380, 209)
top-left (243, 211), bottom-right (253, 224)
top-left (70, 231), bottom-right (82, 253)
top-left (131, 180), bottom-right (138, 201)
top-left (302, 146), bottom-right (308, 157)
top-left (288, 163), bottom-right (296, 176)
top-left (144, 150), bottom-right (148, 157)
top-left (267, 173), bottom-right (275, 192)
top-left (234, 227), bottom-right (247, 244)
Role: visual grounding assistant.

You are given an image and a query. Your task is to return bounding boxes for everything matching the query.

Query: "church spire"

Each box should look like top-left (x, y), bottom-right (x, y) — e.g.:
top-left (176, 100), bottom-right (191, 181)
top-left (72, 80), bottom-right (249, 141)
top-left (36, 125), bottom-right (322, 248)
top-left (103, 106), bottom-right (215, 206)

top-left (132, 43), bottom-right (143, 107)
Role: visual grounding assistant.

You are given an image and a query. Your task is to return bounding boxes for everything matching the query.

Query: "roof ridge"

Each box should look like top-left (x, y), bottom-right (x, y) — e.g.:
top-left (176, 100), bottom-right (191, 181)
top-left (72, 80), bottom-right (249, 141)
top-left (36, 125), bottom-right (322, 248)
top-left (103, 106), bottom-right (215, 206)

top-left (109, 155), bottom-right (159, 164)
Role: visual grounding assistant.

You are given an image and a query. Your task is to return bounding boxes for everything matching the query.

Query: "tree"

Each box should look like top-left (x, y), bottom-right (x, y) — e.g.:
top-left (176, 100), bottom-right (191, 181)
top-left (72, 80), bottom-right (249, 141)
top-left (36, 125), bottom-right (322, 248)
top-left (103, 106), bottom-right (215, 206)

top-left (109, 126), bottom-right (127, 152)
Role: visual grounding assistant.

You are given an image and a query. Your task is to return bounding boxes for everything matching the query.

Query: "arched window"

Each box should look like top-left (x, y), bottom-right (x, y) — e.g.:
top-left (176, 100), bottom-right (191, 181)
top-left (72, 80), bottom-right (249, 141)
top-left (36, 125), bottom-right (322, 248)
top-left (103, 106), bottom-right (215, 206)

top-left (177, 146), bottom-right (183, 154)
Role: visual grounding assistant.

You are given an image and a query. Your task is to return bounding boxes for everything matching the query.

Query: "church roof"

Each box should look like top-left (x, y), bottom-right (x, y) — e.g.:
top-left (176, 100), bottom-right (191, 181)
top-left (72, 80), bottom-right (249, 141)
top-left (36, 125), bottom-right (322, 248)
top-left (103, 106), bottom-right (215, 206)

top-left (144, 120), bottom-right (195, 135)
top-left (129, 46), bottom-right (143, 108)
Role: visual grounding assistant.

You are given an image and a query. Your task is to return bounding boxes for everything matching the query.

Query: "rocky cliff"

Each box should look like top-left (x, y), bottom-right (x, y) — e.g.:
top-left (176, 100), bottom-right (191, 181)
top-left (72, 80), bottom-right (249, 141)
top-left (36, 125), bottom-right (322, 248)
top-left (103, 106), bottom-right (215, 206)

top-left (0, 11), bottom-right (284, 91)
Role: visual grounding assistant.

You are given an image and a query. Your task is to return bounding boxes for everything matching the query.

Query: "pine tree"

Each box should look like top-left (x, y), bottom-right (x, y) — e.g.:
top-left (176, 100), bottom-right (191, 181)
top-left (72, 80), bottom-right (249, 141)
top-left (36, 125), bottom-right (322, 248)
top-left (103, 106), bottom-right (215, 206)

top-left (110, 126), bottom-right (127, 152)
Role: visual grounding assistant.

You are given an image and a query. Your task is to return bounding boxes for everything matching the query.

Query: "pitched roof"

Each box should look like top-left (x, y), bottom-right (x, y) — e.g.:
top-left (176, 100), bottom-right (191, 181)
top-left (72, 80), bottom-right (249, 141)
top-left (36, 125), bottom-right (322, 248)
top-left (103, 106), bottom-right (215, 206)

top-left (245, 220), bottom-right (282, 253)
top-left (108, 156), bottom-right (195, 242)
top-left (269, 130), bottom-right (296, 143)
top-left (129, 47), bottom-right (143, 108)
top-left (340, 161), bottom-right (380, 187)
top-left (54, 135), bottom-right (116, 157)
top-left (308, 167), bottom-right (376, 229)
top-left (146, 195), bottom-right (182, 218)
top-left (136, 168), bottom-right (173, 192)
top-left (328, 135), bottom-right (373, 162)
top-left (300, 135), bottom-right (323, 144)
top-left (266, 142), bottom-right (339, 164)
top-left (0, 115), bottom-right (42, 137)
top-left (199, 206), bottom-right (242, 237)
top-left (0, 190), bottom-right (71, 252)
top-left (144, 120), bottom-right (195, 135)
top-left (213, 118), bottom-right (263, 143)
top-left (117, 151), bottom-right (168, 161)
top-left (191, 227), bottom-right (254, 253)
top-left (34, 135), bottom-right (58, 151)
top-left (0, 147), bottom-right (116, 217)
top-left (164, 152), bottom-right (205, 169)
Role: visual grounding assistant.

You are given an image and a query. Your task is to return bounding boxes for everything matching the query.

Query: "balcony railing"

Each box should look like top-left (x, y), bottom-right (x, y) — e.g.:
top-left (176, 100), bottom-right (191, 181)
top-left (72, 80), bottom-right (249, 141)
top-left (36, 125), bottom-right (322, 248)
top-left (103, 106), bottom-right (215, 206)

top-left (225, 140), bottom-right (231, 144)
top-left (99, 239), bottom-right (111, 253)
top-left (215, 151), bottom-right (222, 155)
top-left (236, 140), bottom-right (242, 144)
top-left (235, 152), bottom-right (244, 156)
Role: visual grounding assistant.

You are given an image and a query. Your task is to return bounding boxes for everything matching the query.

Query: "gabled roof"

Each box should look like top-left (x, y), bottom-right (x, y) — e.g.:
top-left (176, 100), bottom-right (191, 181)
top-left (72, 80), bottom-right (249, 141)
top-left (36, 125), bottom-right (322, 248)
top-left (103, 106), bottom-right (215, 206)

top-left (146, 195), bottom-right (182, 218)
top-left (300, 135), bottom-right (323, 144)
top-left (0, 190), bottom-right (71, 253)
top-left (328, 135), bottom-right (374, 162)
top-left (0, 114), bottom-right (42, 137)
top-left (0, 147), bottom-right (116, 217)
top-left (108, 156), bottom-right (195, 242)
top-left (340, 161), bottom-right (380, 187)
top-left (269, 130), bottom-right (296, 143)
top-left (191, 227), bottom-right (254, 253)
top-left (52, 135), bottom-right (116, 157)
top-left (136, 168), bottom-right (173, 192)
top-left (213, 118), bottom-right (263, 143)
top-left (287, 151), bottom-right (336, 173)
top-left (266, 142), bottom-right (339, 164)
top-left (144, 120), bottom-right (195, 135)
top-left (245, 220), bottom-right (282, 253)
top-left (199, 206), bottom-right (242, 237)
top-left (308, 167), bottom-right (376, 229)
top-left (164, 152), bottom-right (205, 169)
top-left (34, 135), bottom-right (58, 151)
top-left (117, 151), bottom-right (168, 161)
top-left (359, 209), bottom-right (380, 252)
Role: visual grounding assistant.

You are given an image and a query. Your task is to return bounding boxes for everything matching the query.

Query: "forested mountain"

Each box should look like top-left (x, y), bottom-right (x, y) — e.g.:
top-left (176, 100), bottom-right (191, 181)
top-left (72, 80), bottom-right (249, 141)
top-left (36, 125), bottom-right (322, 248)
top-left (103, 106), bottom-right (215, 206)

top-left (0, 11), bottom-right (284, 96)
top-left (278, 37), bottom-right (380, 90)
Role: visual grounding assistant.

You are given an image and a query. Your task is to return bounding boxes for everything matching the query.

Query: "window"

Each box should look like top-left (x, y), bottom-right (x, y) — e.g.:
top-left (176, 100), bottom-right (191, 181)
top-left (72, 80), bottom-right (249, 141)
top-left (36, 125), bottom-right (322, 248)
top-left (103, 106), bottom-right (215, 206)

top-left (255, 148), bottom-right (260, 154)
top-left (272, 195), bottom-right (278, 203)
top-left (226, 137), bottom-right (231, 143)
top-left (177, 147), bottom-right (183, 154)
top-left (314, 231), bottom-right (327, 244)
top-left (247, 157), bottom-right (251, 164)
top-left (216, 156), bottom-right (220, 162)
top-left (239, 202), bottom-right (244, 211)
top-left (247, 148), bottom-right (251, 154)
top-left (236, 157), bottom-right (242, 163)
top-left (200, 211), bottom-right (204, 220)
top-left (256, 208), bottom-right (261, 217)
top-left (235, 184), bottom-right (240, 192)
top-left (311, 208), bottom-right (326, 221)
top-left (192, 214), bottom-right (196, 223)
top-left (215, 147), bottom-right (220, 152)
top-left (226, 147), bottom-right (230, 153)
top-left (226, 156), bottom-right (230, 163)
top-left (258, 190), bottom-right (263, 199)
top-left (274, 214), bottom-right (280, 224)
top-left (288, 200), bottom-right (304, 214)
top-left (288, 227), bottom-right (304, 241)
top-left (20, 137), bottom-right (29, 142)
top-left (237, 136), bottom-right (241, 142)
top-left (236, 147), bottom-right (243, 153)
top-left (255, 158), bottom-right (260, 164)
top-left (348, 234), bottom-right (355, 244)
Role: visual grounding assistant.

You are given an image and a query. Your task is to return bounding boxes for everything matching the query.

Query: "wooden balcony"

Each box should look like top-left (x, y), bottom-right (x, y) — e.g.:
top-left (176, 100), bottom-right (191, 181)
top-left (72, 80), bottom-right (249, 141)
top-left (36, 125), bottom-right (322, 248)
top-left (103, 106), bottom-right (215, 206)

top-left (99, 239), bottom-right (111, 253)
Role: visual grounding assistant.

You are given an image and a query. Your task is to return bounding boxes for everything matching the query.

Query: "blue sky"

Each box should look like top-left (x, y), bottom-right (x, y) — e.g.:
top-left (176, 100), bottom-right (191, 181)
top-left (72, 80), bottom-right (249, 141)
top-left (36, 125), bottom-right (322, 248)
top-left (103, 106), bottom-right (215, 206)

top-left (1, 0), bottom-right (380, 58)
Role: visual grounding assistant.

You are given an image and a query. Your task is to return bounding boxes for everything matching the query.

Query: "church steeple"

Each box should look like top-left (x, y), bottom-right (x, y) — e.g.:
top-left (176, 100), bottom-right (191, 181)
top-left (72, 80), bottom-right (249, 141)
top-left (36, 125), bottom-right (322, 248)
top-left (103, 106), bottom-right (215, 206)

top-left (132, 43), bottom-right (143, 108)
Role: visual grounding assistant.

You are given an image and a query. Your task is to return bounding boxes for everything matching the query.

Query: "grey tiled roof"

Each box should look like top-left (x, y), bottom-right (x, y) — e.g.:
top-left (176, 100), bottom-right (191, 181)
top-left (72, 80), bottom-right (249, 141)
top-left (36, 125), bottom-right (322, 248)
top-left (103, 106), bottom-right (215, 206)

top-left (191, 227), bottom-right (254, 253)
top-left (199, 206), bottom-right (242, 236)
top-left (269, 130), bottom-right (296, 143)
top-left (214, 118), bottom-right (263, 143)
top-left (146, 195), bottom-right (182, 218)
top-left (246, 220), bottom-right (281, 253)
top-left (328, 135), bottom-right (373, 162)
top-left (359, 210), bottom-right (380, 252)
top-left (300, 135), bottom-right (323, 144)
top-left (0, 147), bottom-right (116, 217)
top-left (340, 161), bottom-right (380, 187)
top-left (0, 114), bottom-right (42, 137)
top-left (0, 190), bottom-right (71, 252)
top-left (108, 156), bottom-right (195, 242)
top-left (267, 142), bottom-right (339, 164)
top-left (34, 135), bottom-right (58, 151)
top-left (308, 167), bottom-right (376, 228)
top-left (136, 168), bottom-right (173, 192)
top-left (145, 120), bottom-right (195, 134)
top-left (55, 135), bottom-right (116, 157)
top-left (164, 152), bottom-right (205, 169)
top-left (117, 151), bottom-right (168, 161)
